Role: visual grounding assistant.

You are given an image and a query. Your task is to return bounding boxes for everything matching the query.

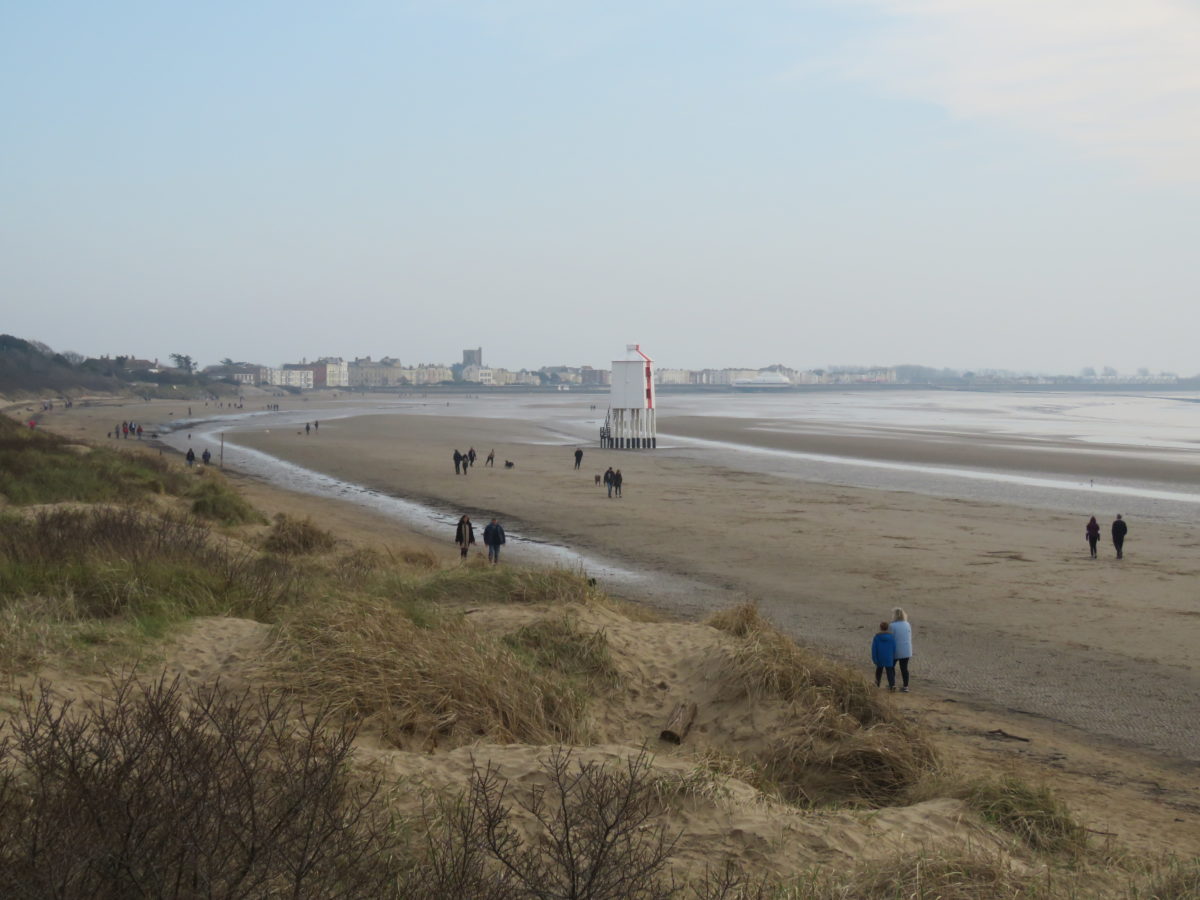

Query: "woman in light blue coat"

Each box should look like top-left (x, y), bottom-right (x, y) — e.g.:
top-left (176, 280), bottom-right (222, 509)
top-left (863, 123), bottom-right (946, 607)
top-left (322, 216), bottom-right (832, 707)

top-left (890, 607), bottom-right (913, 692)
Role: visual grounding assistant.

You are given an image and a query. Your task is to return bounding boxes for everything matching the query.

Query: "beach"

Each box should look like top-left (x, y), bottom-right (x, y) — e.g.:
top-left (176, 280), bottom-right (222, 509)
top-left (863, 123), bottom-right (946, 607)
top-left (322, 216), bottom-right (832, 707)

top-left (36, 390), bottom-right (1200, 762)
top-left (187, 391), bottom-right (1200, 764)
top-left (19, 389), bottom-right (1200, 863)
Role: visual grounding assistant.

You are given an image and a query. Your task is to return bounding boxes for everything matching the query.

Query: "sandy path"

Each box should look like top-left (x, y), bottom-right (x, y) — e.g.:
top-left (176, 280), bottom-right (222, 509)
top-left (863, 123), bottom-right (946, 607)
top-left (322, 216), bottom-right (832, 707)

top-left (216, 409), bottom-right (1200, 764)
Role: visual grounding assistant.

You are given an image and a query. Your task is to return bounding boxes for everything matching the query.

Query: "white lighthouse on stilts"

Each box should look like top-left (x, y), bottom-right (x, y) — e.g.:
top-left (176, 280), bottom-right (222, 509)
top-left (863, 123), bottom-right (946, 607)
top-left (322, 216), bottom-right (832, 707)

top-left (602, 345), bottom-right (656, 449)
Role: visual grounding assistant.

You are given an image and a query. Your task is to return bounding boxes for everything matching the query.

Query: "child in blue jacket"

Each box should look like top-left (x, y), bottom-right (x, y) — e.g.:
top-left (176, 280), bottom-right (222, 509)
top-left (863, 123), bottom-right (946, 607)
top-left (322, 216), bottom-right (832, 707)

top-left (871, 622), bottom-right (897, 690)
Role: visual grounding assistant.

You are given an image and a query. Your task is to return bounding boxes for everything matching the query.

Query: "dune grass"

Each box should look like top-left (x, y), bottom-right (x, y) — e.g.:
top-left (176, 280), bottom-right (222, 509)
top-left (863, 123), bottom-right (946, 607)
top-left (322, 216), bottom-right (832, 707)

top-left (965, 775), bottom-right (1089, 856)
top-left (187, 470), bottom-right (265, 524)
top-left (263, 596), bottom-right (593, 748)
top-left (263, 513), bottom-right (337, 555)
top-left (708, 601), bottom-right (939, 806)
top-left (0, 415), bottom-right (189, 504)
top-left (502, 614), bottom-right (620, 687)
top-left (0, 506), bottom-right (297, 672)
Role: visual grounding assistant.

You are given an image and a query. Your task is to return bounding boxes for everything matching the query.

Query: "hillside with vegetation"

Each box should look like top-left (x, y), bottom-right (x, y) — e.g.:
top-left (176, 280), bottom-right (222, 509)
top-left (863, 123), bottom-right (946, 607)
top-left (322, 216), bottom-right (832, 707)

top-left (0, 413), bottom-right (1196, 898)
top-left (0, 334), bottom-right (232, 400)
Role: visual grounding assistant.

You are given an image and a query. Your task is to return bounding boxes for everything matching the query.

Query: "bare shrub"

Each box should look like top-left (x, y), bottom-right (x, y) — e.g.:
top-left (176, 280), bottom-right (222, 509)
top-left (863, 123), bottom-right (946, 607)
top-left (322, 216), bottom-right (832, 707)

top-left (264, 513), bottom-right (337, 555)
top-left (0, 675), bottom-right (404, 898)
top-left (411, 748), bottom-right (681, 900)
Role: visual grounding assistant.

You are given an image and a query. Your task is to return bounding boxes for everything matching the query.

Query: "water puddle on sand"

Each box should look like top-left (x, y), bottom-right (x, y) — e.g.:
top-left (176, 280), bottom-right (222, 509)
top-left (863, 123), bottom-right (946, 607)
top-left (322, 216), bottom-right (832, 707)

top-left (659, 432), bottom-right (1200, 522)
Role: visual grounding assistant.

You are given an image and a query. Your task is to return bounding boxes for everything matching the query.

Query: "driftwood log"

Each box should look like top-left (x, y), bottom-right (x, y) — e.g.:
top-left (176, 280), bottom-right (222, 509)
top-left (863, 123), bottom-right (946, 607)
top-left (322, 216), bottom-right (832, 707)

top-left (660, 702), bottom-right (698, 745)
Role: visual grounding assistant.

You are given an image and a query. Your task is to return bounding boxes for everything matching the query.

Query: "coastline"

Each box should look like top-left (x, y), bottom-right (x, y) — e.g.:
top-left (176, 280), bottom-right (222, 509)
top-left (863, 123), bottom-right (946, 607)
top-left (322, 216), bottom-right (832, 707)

top-left (216, 405), bottom-right (1200, 764)
top-left (26, 393), bottom-right (1200, 857)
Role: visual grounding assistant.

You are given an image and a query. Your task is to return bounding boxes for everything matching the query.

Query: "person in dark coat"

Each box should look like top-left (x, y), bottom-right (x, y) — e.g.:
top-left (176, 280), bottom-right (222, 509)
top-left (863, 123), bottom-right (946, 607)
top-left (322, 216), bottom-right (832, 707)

top-left (483, 518), bottom-right (506, 564)
top-left (453, 449), bottom-right (463, 475)
top-left (1112, 514), bottom-right (1128, 559)
top-left (612, 469), bottom-right (623, 497)
top-left (455, 515), bottom-right (475, 559)
top-left (1085, 516), bottom-right (1100, 558)
top-left (201, 449), bottom-right (212, 466)
top-left (468, 447), bottom-right (477, 467)
top-left (871, 621), bottom-right (897, 690)
top-left (185, 448), bottom-right (196, 467)
top-left (574, 447), bottom-right (583, 470)
top-left (604, 467), bottom-right (615, 498)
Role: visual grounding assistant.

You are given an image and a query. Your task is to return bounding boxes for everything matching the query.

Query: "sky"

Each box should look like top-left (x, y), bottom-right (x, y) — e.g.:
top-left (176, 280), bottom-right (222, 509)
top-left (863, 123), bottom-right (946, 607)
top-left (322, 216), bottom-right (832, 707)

top-left (3, 0), bottom-right (1199, 375)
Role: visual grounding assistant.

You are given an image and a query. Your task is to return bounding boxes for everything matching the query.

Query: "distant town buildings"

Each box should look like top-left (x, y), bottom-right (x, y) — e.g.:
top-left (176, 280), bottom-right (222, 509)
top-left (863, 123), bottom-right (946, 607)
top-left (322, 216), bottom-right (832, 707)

top-left (188, 350), bottom-right (1186, 393)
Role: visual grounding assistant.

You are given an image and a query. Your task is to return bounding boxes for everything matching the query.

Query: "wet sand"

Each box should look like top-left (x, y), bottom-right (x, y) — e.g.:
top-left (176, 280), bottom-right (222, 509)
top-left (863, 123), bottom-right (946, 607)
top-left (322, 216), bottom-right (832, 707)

top-left (221, 406), bottom-right (1200, 763)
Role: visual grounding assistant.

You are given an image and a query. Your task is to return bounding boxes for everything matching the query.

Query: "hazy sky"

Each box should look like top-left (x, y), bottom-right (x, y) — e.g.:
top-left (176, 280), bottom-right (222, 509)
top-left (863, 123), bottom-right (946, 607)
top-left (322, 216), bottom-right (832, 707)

top-left (3, 1), bottom-right (1199, 374)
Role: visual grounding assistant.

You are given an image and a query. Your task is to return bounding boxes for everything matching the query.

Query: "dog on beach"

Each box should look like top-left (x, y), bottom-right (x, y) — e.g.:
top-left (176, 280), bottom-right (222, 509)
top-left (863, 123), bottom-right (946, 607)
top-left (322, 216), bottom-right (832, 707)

top-left (594, 473), bottom-right (602, 486)
top-left (504, 460), bottom-right (515, 469)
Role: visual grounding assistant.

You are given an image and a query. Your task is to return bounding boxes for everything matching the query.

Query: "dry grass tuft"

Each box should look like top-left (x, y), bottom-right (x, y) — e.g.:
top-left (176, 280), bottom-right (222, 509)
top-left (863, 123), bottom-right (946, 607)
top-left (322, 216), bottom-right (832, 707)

top-left (965, 776), bottom-right (1089, 856)
top-left (706, 601), bottom-right (763, 638)
top-left (783, 849), bottom-right (1035, 899)
top-left (188, 470), bottom-right (264, 525)
top-left (502, 615), bottom-right (619, 688)
top-left (263, 597), bottom-right (591, 748)
top-left (708, 601), bottom-right (938, 806)
top-left (263, 513), bottom-right (337, 555)
top-left (1135, 859), bottom-right (1200, 899)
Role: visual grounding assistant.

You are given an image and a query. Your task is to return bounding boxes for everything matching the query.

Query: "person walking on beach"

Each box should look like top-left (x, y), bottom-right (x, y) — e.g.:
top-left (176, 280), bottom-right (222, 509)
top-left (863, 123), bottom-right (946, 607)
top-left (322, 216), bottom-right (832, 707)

top-left (1112, 514), bottom-right (1128, 559)
top-left (604, 467), bottom-right (615, 498)
top-left (890, 607), bottom-right (913, 692)
top-left (453, 449), bottom-right (463, 475)
top-left (871, 622), bottom-right (897, 691)
top-left (305, 422), bottom-right (310, 435)
top-left (574, 447), bottom-right (583, 470)
top-left (185, 448), bottom-right (196, 467)
top-left (455, 515), bottom-right (475, 560)
top-left (468, 447), bottom-right (477, 467)
top-left (1085, 516), bottom-right (1100, 558)
top-left (485, 449), bottom-right (495, 467)
top-left (613, 469), bottom-right (623, 498)
top-left (483, 518), bottom-right (506, 564)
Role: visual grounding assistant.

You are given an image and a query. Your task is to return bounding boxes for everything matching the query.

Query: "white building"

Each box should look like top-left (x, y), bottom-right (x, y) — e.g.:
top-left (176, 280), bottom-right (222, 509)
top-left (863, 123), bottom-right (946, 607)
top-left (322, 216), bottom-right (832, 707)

top-left (267, 367), bottom-right (314, 389)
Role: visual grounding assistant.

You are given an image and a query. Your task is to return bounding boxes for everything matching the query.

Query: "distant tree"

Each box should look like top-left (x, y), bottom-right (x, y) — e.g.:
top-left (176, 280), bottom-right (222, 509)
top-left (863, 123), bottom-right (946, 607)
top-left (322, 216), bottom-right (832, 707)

top-left (1137, 367), bottom-right (1150, 377)
top-left (61, 350), bottom-right (85, 365)
top-left (169, 353), bottom-right (195, 374)
top-left (1080, 367), bottom-right (1096, 378)
top-left (220, 357), bottom-right (236, 368)
top-left (1101, 366), bottom-right (1118, 377)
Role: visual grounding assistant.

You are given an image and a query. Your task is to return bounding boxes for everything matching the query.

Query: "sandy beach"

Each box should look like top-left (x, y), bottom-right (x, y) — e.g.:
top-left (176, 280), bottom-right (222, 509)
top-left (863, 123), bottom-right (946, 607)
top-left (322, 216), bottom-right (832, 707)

top-left (25, 391), bottom-right (1200, 857)
top-left (32, 392), bottom-right (1200, 763)
top-left (177, 397), bottom-right (1200, 765)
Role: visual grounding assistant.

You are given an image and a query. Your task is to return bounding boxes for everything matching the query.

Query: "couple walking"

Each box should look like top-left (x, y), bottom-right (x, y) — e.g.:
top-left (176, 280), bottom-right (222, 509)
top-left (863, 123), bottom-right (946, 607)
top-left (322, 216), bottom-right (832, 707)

top-left (1085, 514), bottom-right (1128, 559)
top-left (602, 467), bottom-right (623, 498)
top-left (870, 608), bottom-right (913, 692)
top-left (455, 515), bottom-right (506, 563)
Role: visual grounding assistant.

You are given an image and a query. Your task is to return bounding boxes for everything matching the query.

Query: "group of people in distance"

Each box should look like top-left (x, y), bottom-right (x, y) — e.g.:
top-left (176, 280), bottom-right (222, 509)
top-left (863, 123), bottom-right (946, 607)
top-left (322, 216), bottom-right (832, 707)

top-left (1086, 514), bottom-right (1129, 559)
top-left (454, 514), bottom-right (506, 564)
top-left (452, 447), bottom-right (496, 474)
